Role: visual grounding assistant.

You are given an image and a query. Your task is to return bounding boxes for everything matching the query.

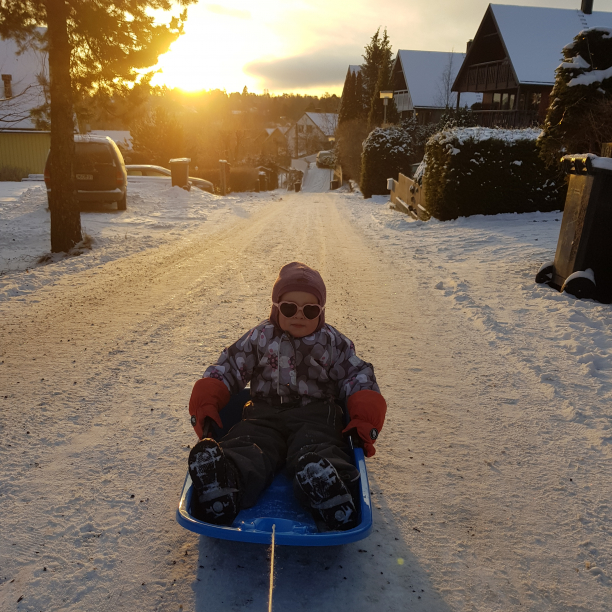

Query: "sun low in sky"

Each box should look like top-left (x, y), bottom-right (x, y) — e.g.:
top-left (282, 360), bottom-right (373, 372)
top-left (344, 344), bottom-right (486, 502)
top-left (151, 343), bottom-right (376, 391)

top-left (152, 0), bottom-right (612, 95)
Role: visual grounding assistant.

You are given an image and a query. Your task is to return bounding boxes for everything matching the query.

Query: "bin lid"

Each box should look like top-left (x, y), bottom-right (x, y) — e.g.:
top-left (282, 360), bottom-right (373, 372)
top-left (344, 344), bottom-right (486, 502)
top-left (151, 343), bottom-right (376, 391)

top-left (562, 154), bottom-right (612, 176)
top-left (169, 157), bottom-right (191, 164)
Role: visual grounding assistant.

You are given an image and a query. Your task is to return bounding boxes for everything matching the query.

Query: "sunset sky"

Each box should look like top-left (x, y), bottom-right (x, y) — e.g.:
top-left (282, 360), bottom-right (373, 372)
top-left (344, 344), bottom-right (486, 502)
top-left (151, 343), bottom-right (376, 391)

top-left (152, 0), bottom-right (612, 95)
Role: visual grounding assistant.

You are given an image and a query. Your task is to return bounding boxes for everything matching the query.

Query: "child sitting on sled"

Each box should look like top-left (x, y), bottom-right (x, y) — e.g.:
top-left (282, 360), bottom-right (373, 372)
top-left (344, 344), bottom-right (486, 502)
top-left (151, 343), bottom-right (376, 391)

top-left (188, 262), bottom-right (387, 531)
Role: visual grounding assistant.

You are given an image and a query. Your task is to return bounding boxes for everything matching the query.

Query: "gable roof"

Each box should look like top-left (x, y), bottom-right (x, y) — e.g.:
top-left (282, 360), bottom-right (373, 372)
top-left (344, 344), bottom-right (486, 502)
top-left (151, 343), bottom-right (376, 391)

top-left (488, 4), bottom-right (612, 85)
top-left (348, 65), bottom-right (361, 75)
top-left (304, 112), bottom-right (338, 136)
top-left (395, 50), bottom-right (481, 109)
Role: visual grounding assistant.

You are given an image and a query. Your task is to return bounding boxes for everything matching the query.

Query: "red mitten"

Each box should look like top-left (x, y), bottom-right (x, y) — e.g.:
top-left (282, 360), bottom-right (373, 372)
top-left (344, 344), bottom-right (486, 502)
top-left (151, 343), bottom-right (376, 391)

top-left (343, 390), bottom-right (387, 457)
top-left (188, 377), bottom-right (230, 439)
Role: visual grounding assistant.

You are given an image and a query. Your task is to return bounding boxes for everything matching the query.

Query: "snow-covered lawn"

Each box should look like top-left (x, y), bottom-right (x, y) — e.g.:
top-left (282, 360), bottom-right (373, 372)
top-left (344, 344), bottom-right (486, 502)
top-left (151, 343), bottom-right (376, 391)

top-left (1, 183), bottom-right (611, 611)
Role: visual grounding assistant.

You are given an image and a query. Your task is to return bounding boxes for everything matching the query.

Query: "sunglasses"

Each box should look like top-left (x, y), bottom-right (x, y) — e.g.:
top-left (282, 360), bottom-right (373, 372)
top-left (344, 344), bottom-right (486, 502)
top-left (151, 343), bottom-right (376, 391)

top-left (273, 301), bottom-right (324, 320)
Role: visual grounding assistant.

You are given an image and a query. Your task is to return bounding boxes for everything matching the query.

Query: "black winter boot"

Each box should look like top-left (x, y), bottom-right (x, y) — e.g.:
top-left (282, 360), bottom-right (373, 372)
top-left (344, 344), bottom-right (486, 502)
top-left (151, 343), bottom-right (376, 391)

top-left (294, 452), bottom-right (358, 531)
top-left (188, 439), bottom-right (240, 526)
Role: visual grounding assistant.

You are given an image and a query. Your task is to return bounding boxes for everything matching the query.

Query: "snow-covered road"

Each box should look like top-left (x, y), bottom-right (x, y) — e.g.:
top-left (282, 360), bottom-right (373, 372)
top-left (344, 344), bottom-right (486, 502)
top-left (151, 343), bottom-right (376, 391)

top-left (1, 188), bottom-right (611, 611)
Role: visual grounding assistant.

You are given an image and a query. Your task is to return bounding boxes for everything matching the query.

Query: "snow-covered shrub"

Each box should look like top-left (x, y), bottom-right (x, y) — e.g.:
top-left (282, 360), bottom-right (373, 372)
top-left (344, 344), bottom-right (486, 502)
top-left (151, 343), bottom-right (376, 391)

top-left (538, 27), bottom-right (612, 165)
top-left (425, 127), bottom-right (565, 221)
top-left (360, 126), bottom-right (414, 198)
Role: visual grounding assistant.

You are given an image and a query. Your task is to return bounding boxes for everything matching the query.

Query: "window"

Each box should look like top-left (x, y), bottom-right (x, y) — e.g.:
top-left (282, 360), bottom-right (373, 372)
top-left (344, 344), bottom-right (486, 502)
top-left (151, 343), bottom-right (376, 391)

top-left (492, 93), bottom-right (501, 110)
top-left (530, 92), bottom-right (542, 111)
top-left (2, 74), bottom-right (12, 99)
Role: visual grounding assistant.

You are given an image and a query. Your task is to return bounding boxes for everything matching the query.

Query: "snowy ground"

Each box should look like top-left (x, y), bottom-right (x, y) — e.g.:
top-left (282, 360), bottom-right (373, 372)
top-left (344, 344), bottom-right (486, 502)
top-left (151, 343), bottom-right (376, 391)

top-left (1, 183), bottom-right (611, 611)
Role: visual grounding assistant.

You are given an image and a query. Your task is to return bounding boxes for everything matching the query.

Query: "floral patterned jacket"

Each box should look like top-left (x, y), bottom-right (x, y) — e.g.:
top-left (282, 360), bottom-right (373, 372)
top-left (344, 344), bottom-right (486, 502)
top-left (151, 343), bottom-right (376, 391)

top-left (203, 321), bottom-right (380, 405)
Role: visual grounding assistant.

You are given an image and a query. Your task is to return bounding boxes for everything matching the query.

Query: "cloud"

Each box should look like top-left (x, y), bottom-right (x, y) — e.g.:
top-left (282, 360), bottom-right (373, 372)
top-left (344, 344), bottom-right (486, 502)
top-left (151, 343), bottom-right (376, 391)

top-left (206, 4), bottom-right (251, 20)
top-left (244, 47), bottom-right (359, 90)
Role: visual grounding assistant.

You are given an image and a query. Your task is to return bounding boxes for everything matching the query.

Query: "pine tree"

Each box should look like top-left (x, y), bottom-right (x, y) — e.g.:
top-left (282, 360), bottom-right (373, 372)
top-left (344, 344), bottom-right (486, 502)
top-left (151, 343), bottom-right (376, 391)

top-left (361, 28), bottom-right (384, 105)
top-left (354, 70), bottom-right (366, 118)
top-left (338, 68), bottom-right (356, 125)
top-left (0, 0), bottom-right (195, 253)
top-left (361, 27), bottom-right (397, 130)
top-left (130, 106), bottom-right (185, 167)
top-left (367, 50), bottom-right (399, 130)
top-left (538, 28), bottom-right (612, 166)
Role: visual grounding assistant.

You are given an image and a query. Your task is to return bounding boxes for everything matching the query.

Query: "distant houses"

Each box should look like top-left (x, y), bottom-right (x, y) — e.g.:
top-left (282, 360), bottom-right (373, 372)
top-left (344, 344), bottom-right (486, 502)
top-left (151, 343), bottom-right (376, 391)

top-left (285, 111), bottom-right (338, 158)
top-left (452, 3), bottom-right (612, 127)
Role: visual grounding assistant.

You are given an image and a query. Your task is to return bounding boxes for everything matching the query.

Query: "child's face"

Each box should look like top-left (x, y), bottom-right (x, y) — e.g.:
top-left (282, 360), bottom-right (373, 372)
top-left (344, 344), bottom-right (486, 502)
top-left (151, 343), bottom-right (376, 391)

top-left (278, 290), bottom-right (320, 338)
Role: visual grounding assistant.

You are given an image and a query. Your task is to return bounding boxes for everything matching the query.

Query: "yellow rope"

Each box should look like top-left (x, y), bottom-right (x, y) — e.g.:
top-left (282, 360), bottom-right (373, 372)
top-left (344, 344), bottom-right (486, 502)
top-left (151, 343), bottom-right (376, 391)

top-left (268, 524), bottom-right (276, 612)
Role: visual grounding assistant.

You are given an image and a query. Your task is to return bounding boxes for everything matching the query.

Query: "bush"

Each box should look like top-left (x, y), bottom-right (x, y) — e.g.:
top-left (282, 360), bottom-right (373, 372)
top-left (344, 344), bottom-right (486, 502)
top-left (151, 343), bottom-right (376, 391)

top-left (0, 166), bottom-right (28, 181)
top-left (336, 118), bottom-right (369, 181)
top-left (360, 126), bottom-right (415, 198)
top-left (424, 127), bottom-right (566, 220)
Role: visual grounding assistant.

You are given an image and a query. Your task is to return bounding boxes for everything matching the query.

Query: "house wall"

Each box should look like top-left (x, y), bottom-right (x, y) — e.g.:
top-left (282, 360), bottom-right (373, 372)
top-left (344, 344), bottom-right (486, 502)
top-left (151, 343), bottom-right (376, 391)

top-left (0, 131), bottom-right (50, 174)
top-left (0, 32), bottom-right (48, 130)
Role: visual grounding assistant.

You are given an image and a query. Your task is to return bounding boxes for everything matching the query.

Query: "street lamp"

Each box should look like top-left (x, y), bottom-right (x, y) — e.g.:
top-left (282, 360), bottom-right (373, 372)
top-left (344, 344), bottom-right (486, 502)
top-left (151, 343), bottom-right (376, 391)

top-left (380, 90), bottom-right (394, 125)
top-left (328, 136), bottom-right (335, 190)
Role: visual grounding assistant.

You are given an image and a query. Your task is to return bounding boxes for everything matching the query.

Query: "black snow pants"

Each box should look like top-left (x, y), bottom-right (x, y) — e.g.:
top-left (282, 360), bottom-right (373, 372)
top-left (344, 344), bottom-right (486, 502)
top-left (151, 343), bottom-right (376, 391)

top-left (218, 398), bottom-right (360, 509)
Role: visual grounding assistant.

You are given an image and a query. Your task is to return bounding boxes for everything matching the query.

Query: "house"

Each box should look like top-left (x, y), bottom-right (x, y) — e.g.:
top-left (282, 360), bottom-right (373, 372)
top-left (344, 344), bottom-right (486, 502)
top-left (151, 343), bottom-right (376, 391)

top-left (0, 32), bottom-right (47, 130)
top-left (392, 50), bottom-right (481, 124)
top-left (260, 126), bottom-right (289, 158)
top-left (285, 111), bottom-right (338, 158)
top-left (0, 32), bottom-right (50, 174)
top-left (452, 2), bottom-right (612, 127)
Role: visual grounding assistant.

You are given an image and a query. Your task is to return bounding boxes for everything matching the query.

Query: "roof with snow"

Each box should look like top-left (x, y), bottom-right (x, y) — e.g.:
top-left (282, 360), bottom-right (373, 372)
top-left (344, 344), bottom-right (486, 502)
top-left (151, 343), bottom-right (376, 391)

top-left (489, 4), bottom-right (612, 85)
top-left (348, 65), bottom-right (361, 75)
top-left (395, 50), bottom-right (481, 109)
top-left (304, 112), bottom-right (338, 136)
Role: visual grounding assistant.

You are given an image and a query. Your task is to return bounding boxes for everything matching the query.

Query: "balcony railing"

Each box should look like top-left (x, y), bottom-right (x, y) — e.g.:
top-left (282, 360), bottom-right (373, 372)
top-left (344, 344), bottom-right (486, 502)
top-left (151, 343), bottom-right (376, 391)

top-left (393, 89), bottom-right (413, 113)
top-left (465, 60), bottom-right (515, 91)
top-left (471, 109), bottom-right (540, 128)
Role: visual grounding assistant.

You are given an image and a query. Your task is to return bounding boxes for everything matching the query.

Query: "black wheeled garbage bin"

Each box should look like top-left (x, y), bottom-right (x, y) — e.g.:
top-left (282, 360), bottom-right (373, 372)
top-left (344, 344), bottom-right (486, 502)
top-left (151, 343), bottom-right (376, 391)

top-left (537, 154), bottom-right (612, 302)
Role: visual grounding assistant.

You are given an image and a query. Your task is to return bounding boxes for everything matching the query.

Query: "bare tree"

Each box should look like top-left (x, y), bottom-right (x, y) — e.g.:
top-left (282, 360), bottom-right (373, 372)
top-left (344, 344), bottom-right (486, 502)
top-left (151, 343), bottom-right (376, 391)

top-left (435, 51), bottom-right (457, 109)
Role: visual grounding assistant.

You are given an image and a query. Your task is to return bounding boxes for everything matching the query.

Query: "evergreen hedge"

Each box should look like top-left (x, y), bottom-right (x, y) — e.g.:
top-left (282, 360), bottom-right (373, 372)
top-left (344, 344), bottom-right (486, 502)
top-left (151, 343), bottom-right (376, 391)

top-left (424, 127), bottom-right (566, 220)
top-left (360, 126), bottom-right (414, 198)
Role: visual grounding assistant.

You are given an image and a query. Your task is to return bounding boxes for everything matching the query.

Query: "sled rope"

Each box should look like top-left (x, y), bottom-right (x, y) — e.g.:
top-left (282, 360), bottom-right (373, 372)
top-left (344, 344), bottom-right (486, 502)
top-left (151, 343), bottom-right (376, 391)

top-left (268, 524), bottom-right (276, 612)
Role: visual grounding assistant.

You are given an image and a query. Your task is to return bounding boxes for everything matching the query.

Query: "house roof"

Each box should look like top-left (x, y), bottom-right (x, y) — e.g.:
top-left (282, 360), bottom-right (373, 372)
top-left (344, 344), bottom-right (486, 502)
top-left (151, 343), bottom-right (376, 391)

top-left (304, 112), bottom-right (338, 136)
top-left (348, 65), bottom-right (361, 75)
top-left (395, 50), bottom-right (481, 108)
top-left (489, 4), bottom-right (612, 85)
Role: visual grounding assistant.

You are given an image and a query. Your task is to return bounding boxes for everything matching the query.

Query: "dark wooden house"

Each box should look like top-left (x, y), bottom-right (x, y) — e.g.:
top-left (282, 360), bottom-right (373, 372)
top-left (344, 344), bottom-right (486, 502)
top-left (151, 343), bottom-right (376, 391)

top-left (452, 2), bottom-right (612, 127)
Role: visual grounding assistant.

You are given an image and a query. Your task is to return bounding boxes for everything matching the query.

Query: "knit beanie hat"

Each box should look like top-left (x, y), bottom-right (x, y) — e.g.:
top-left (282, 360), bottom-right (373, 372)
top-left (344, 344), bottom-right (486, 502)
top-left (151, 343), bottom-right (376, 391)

top-left (270, 262), bottom-right (327, 332)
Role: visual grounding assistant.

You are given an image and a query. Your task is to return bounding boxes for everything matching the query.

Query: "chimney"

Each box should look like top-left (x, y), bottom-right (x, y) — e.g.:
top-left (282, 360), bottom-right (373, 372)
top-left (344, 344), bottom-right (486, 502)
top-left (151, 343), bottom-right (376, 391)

top-left (466, 39), bottom-right (473, 54)
top-left (581, 0), bottom-right (593, 14)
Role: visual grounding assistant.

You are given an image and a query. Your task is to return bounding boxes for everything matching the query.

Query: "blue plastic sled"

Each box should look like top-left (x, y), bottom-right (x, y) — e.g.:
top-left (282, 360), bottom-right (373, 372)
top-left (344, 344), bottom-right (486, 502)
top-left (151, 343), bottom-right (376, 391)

top-left (176, 389), bottom-right (373, 546)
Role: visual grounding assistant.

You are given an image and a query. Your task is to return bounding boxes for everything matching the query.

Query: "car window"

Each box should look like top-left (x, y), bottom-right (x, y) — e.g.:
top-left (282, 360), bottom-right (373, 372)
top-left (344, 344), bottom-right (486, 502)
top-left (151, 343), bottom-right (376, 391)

top-left (127, 169), bottom-right (143, 176)
top-left (75, 143), bottom-right (115, 168)
top-left (145, 170), bottom-right (169, 177)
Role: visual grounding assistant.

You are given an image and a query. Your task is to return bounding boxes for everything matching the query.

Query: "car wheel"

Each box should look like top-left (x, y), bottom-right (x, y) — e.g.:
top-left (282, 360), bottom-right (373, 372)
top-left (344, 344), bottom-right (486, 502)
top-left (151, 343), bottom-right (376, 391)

top-left (117, 192), bottom-right (127, 210)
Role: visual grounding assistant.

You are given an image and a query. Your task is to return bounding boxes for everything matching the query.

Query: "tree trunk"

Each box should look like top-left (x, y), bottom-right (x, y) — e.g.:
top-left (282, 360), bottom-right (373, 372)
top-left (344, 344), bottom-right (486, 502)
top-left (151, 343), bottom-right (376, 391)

top-left (45, 0), bottom-right (81, 253)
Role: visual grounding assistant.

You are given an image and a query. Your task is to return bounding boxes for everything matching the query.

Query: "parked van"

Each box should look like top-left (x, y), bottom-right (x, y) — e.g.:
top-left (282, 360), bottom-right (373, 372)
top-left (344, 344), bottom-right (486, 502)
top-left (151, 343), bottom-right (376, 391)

top-left (44, 135), bottom-right (128, 210)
